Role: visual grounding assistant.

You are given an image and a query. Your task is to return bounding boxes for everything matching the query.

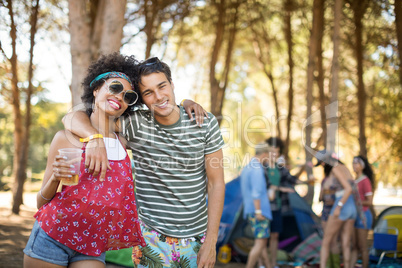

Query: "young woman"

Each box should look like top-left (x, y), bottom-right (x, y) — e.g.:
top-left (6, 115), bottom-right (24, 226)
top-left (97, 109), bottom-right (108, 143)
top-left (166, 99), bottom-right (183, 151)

top-left (23, 53), bottom-right (146, 268)
top-left (317, 150), bottom-right (358, 268)
top-left (319, 173), bottom-right (341, 268)
top-left (350, 156), bottom-right (374, 268)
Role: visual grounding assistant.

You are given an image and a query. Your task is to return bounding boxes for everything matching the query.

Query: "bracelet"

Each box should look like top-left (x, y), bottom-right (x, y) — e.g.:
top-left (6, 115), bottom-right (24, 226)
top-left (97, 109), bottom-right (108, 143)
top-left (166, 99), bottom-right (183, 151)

top-left (79, 134), bottom-right (103, 143)
top-left (255, 209), bottom-right (262, 214)
top-left (39, 189), bottom-right (52, 201)
top-left (337, 201), bottom-right (344, 207)
top-left (180, 99), bottom-right (187, 106)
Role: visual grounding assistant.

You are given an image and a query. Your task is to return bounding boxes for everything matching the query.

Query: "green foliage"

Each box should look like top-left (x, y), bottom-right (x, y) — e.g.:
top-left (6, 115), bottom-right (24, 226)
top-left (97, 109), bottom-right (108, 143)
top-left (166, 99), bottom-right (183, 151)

top-left (173, 256), bottom-right (191, 268)
top-left (138, 245), bottom-right (163, 268)
top-left (0, 103), bottom-right (14, 177)
top-left (191, 241), bottom-right (201, 255)
top-left (28, 101), bottom-right (68, 173)
top-left (0, 99), bottom-right (68, 178)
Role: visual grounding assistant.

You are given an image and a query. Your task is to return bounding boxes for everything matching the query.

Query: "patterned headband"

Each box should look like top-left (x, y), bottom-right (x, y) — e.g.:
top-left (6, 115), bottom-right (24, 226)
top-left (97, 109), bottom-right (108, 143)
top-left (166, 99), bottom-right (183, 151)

top-left (89, 72), bottom-right (133, 88)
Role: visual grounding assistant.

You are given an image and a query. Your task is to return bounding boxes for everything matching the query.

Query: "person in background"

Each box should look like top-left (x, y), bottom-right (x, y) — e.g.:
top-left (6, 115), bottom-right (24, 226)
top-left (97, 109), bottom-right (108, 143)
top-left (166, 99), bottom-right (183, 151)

top-left (63, 56), bottom-right (225, 268)
top-left (264, 137), bottom-right (314, 268)
top-left (23, 53), bottom-right (146, 267)
top-left (240, 142), bottom-right (274, 268)
top-left (317, 150), bottom-right (359, 268)
top-left (318, 166), bottom-right (340, 268)
top-left (350, 155), bottom-right (374, 268)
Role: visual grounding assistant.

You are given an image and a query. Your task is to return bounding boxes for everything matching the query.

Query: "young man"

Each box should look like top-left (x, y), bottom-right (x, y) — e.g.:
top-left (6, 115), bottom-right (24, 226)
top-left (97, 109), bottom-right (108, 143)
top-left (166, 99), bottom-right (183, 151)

top-left (63, 57), bottom-right (225, 268)
top-left (263, 137), bottom-right (315, 268)
top-left (264, 137), bottom-right (295, 268)
top-left (240, 142), bottom-right (273, 268)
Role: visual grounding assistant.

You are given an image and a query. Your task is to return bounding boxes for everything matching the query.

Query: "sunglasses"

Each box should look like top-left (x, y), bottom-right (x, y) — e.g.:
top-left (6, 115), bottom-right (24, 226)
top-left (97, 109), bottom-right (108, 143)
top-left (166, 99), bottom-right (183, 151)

top-left (103, 79), bottom-right (138, 106)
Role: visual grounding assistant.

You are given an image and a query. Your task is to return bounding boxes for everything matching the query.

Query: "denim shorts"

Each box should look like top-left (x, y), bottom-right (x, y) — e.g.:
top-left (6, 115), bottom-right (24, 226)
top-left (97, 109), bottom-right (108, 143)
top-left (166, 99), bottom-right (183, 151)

top-left (330, 195), bottom-right (357, 221)
top-left (247, 214), bottom-right (270, 239)
top-left (355, 209), bottom-right (373, 229)
top-left (23, 221), bottom-right (106, 266)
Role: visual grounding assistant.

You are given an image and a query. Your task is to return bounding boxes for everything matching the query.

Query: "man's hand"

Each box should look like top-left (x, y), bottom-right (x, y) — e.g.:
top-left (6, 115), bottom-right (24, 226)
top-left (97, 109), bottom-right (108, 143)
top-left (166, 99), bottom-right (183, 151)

top-left (182, 99), bottom-right (209, 127)
top-left (197, 240), bottom-right (216, 268)
top-left (85, 138), bottom-right (111, 181)
top-left (256, 213), bottom-right (266, 221)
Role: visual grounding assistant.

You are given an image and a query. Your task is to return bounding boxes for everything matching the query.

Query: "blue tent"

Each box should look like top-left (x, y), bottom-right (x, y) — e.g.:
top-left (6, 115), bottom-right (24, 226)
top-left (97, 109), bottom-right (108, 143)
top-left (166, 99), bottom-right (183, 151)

top-left (216, 177), bottom-right (244, 249)
top-left (216, 177), bottom-right (321, 259)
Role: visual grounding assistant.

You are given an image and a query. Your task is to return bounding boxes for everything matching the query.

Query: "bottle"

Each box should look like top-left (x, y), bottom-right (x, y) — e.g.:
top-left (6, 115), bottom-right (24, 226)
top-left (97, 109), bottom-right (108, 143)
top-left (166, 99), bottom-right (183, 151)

top-left (217, 244), bottom-right (231, 264)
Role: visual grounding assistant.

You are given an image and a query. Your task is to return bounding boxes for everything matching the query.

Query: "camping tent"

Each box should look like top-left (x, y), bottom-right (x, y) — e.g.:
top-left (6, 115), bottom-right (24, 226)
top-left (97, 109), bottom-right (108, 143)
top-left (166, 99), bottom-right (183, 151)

top-left (374, 206), bottom-right (402, 231)
top-left (216, 177), bottom-right (321, 262)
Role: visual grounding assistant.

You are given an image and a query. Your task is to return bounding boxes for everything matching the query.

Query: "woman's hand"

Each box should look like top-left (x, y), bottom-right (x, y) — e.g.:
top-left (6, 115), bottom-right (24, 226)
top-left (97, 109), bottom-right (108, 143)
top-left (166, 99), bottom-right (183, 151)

top-left (268, 185), bottom-right (278, 201)
top-left (270, 185), bottom-right (279, 191)
top-left (52, 155), bottom-right (76, 182)
top-left (182, 99), bottom-right (209, 127)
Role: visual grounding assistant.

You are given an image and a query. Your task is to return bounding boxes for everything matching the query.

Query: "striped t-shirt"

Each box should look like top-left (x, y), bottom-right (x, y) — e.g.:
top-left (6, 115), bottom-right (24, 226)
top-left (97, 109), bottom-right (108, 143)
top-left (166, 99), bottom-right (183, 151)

top-left (121, 106), bottom-right (224, 238)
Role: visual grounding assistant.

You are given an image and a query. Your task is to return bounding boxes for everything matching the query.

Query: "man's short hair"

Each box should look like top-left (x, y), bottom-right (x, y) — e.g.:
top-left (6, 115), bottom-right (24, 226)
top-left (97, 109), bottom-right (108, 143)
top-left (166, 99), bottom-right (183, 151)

top-left (255, 142), bottom-right (270, 155)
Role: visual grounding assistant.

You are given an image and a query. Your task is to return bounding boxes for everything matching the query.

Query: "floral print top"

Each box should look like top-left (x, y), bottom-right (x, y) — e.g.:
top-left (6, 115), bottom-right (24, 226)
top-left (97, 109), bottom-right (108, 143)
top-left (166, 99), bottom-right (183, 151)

top-left (35, 144), bottom-right (145, 256)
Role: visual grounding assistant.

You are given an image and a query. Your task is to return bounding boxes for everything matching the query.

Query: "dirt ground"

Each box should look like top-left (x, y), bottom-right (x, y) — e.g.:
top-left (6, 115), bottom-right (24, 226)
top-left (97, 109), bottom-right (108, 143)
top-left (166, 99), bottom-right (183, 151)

top-left (0, 206), bottom-right (36, 268)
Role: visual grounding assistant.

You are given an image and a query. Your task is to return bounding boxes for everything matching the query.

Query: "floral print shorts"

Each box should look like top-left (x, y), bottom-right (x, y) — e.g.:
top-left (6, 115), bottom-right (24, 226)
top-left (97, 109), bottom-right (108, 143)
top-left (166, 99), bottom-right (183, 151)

top-left (132, 222), bottom-right (205, 268)
top-left (248, 214), bottom-right (270, 239)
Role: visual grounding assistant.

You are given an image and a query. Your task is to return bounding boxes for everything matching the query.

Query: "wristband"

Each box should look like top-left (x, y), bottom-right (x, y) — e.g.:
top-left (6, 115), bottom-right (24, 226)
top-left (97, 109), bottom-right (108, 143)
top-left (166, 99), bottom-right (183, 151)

top-left (79, 134), bottom-right (103, 143)
top-left (255, 209), bottom-right (262, 214)
top-left (337, 201), bottom-right (344, 207)
top-left (180, 99), bottom-right (187, 106)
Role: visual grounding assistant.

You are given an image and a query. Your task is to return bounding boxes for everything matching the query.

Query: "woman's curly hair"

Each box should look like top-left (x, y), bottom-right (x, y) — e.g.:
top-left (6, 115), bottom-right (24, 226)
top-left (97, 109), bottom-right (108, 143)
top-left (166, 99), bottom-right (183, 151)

top-left (81, 52), bottom-right (140, 116)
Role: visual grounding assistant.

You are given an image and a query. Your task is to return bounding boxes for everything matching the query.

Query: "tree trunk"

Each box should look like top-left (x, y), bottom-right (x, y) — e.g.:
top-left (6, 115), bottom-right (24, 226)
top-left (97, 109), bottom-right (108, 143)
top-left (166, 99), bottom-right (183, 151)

top-left (395, 0), bottom-right (402, 86)
top-left (9, 0), bottom-right (40, 215)
top-left (100, 0), bottom-right (126, 54)
top-left (7, 0), bottom-right (24, 215)
top-left (353, 0), bottom-right (368, 158)
top-left (317, 0), bottom-right (326, 147)
top-left (69, 0), bottom-right (127, 106)
top-left (268, 73), bottom-right (282, 139)
top-left (69, 0), bottom-right (93, 106)
top-left (284, 0), bottom-right (294, 160)
top-left (304, 0), bottom-right (322, 205)
top-left (143, 0), bottom-right (157, 59)
top-left (326, 0), bottom-right (342, 153)
top-left (209, 0), bottom-right (225, 122)
top-left (250, 12), bottom-right (282, 138)
top-left (209, 0), bottom-right (240, 124)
